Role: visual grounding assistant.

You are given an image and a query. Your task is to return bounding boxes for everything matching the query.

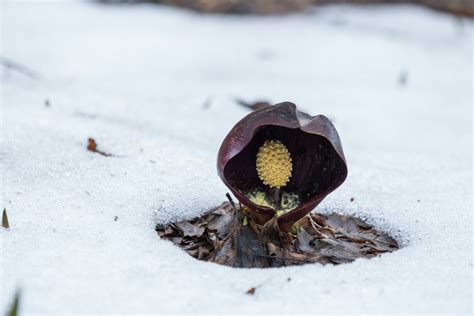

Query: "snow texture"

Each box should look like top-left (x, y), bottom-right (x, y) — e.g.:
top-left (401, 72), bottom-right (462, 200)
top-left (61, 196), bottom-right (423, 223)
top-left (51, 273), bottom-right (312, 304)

top-left (1, 1), bottom-right (472, 314)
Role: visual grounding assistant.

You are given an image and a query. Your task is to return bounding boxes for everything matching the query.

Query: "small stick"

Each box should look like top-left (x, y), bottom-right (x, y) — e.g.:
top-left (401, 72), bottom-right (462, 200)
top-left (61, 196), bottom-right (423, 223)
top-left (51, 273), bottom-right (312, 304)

top-left (235, 98), bottom-right (271, 111)
top-left (226, 193), bottom-right (237, 210)
top-left (87, 138), bottom-right (112, 157)
top-left (257, 254), bottom-right (315, 264)
top-left (308, 215), bottom-right (333, 240)
top-left (308, 215), bottom-right (322, 229)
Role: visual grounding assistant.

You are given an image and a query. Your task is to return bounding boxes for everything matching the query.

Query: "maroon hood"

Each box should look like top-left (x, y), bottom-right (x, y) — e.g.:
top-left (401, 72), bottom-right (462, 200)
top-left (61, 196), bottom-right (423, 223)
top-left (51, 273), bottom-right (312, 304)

top-left (217, 102), bottom-right (347, 232)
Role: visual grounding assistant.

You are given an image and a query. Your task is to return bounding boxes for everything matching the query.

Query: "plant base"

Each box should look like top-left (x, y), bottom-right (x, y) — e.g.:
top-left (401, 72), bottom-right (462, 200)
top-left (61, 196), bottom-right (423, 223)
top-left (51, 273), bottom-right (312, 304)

top-left (156, 202), bottom-right (399, 268)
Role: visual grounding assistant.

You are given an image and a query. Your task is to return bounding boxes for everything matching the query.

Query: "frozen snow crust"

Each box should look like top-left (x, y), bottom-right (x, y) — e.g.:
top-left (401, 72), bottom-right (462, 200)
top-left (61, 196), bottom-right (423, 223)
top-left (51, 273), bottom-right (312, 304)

top-left (1, 1), bottom-right (472, 313)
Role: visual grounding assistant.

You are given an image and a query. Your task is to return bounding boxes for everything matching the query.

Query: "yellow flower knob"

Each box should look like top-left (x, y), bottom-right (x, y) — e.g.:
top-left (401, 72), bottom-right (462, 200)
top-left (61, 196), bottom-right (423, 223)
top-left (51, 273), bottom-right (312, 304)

top-left (256, 140), bottom-right (292, 189)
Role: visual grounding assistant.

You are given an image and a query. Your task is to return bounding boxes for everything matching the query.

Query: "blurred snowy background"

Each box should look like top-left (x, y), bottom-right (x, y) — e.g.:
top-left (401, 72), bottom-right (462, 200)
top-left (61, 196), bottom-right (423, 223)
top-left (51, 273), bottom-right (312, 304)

top-left (1, 0), bottom-right (472, 314)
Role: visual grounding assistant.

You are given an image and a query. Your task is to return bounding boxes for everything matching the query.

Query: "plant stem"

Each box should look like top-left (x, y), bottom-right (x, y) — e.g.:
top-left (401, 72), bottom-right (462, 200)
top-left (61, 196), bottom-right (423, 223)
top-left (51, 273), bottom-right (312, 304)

top-left (267, 187), bottom-right (282, 209)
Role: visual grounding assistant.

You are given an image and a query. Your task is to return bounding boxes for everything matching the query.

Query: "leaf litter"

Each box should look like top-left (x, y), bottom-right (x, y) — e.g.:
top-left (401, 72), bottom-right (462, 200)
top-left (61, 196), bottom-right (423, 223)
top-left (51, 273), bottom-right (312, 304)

top-left (156, 202), bottom-right (399, 268)
top-left (87, 138), bottom-right (113, 157)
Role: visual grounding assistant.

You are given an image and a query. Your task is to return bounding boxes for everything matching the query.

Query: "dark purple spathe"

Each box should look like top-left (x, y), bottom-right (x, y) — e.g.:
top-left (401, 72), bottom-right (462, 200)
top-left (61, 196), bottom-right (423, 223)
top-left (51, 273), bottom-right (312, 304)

top-left (217, 102), bottom-right (347, 232)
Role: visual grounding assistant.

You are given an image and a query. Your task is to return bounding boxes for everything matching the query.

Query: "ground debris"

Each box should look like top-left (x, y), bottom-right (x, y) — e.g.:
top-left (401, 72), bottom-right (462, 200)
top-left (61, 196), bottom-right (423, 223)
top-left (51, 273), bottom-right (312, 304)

top-left (99, 0), bottom-right (315, 15)
top-left (87, 138), bottom-right (113, 157)
top-left (156, 202), bottom-right (399, 268)
top-left (2, 208), bottom-right (10, 229)
top-left (98, 1), bottom-right (474, 17)
top-left (235, 98), bottom-right (272, 111)
top-left (246, 287), bottom-right (257, 295)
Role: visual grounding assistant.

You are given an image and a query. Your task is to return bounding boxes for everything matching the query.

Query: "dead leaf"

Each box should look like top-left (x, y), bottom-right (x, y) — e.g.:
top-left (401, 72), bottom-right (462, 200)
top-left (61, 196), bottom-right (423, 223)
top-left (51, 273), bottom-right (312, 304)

top-left (156, 202), bottom-right (399, 268)
top-left (234, 219), bottom-right (268, 268)
top-left (246, 287), bottom-right (256, 295)
top-left (174, 221), bottom-right (205, 237)
top-left (87, 138), bottom-right (112, 157)
top-left (297, 228), bottom-right (314, 253)
top-left (207, 211), bottom-right (233, 238)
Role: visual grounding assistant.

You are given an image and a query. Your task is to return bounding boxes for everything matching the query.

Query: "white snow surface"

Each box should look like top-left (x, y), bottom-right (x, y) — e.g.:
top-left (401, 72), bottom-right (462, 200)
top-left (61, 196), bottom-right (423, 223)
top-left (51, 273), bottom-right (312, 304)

top-left (1, 1), bottom-right (472, 314)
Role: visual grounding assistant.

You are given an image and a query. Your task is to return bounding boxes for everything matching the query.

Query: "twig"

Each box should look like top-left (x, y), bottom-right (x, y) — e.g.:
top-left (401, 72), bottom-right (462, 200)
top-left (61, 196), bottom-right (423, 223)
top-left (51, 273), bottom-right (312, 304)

top-left (87, 138), bottom-right (113, 157)
top-left (226, 193), bottom-right (237, 210)
top-left (256, 253), bottom-right (315, 264)
top-left (308, 215), bottom-right (333, 240)
top-left (0, 56), bottom-right (39, 79)
top-left (234, 98), bottom-right (271, 111)
top-left (308, 214), bottom-right (322, 229)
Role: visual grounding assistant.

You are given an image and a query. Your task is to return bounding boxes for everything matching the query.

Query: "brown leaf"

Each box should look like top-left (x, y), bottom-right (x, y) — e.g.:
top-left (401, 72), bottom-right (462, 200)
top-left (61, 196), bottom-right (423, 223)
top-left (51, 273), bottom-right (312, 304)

top-left (87, 138), bottom-right (112, 157)
top-left (234, 220), bottom-right (268, 268)
top-left (210, 237), bottom-right (235, 266)
top-left (246, 287), bottom-right (256, 295)
top-left (207, 211), bottom-right (234, 238)
top-left (174, 221), bottom-right (205, 237)
top-left (197, 246), bottom-right (210, 260)
top-left (158, 225), bottom-right (177, 238)
top-left (297, 228), bottom-right (314, 253)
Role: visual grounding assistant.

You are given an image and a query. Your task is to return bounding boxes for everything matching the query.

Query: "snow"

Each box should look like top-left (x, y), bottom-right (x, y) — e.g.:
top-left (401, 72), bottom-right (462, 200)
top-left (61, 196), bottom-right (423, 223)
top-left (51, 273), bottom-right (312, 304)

top-left (1, 1), bottom-right (472, 313)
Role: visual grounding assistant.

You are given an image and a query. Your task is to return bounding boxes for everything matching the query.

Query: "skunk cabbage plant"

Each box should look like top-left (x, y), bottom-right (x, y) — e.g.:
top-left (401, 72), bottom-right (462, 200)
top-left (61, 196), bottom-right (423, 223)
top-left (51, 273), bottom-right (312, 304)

top-left (158, 102), bottom-right (399, 268)
top-left (217, 102), bottom-right (347, 232)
